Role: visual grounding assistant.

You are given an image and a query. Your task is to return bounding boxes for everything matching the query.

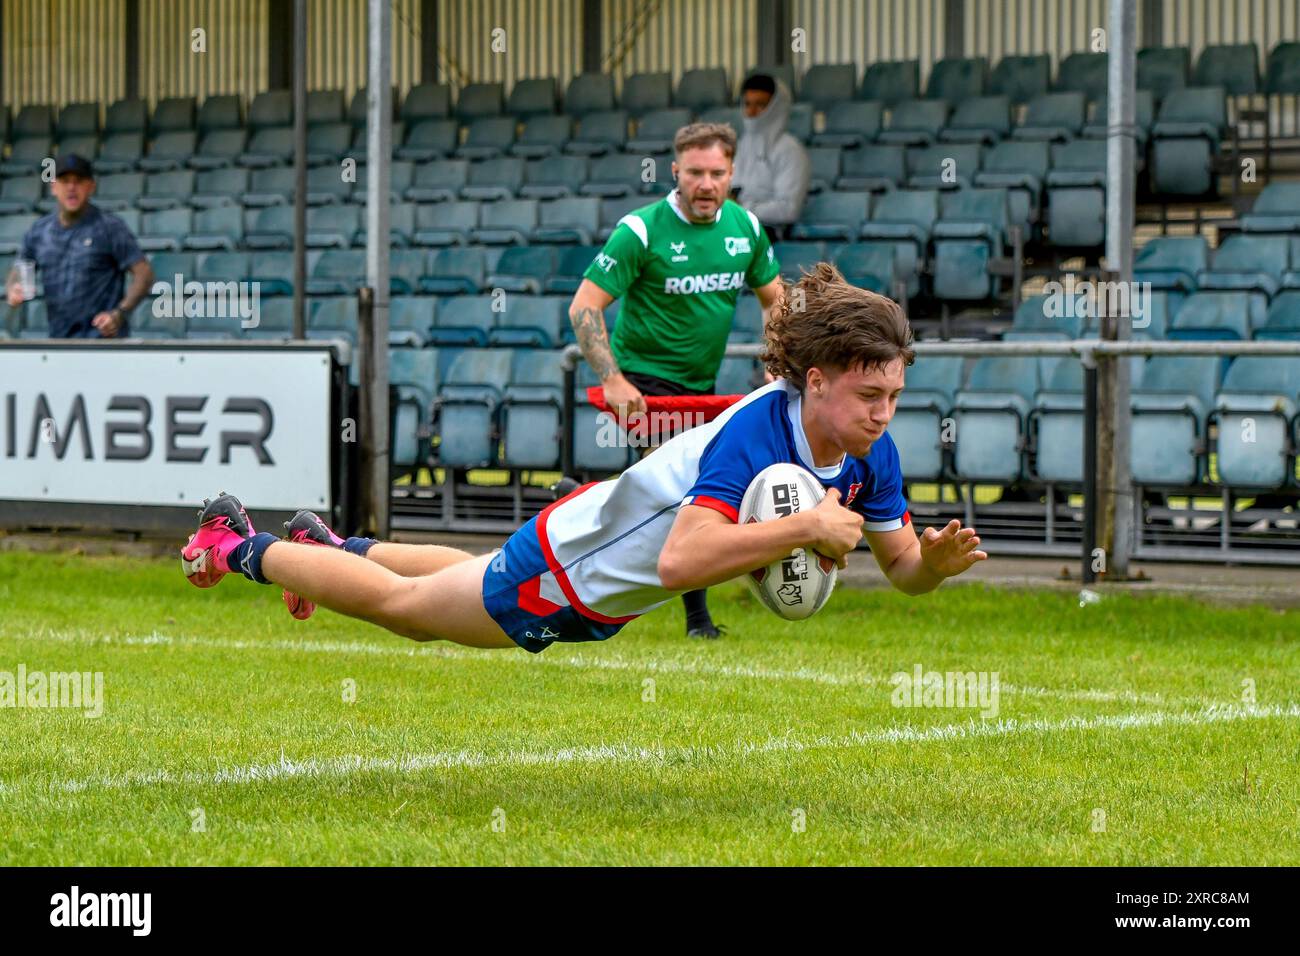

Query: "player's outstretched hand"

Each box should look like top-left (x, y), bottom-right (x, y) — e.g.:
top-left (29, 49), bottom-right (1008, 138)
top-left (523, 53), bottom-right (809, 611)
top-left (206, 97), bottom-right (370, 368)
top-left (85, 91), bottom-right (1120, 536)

top-left (603, 373), bottom-right (646, 418)
top-left (807, 488), bottom-right (864, 570)
top-left (919, 519), bottom-right (988, 578)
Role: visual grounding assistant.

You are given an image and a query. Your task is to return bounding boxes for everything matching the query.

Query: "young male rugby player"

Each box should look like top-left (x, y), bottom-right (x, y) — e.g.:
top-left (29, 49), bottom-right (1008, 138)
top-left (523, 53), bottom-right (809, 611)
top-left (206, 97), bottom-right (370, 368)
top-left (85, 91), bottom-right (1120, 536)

top-left (181, 265), bottom-right (987, 653)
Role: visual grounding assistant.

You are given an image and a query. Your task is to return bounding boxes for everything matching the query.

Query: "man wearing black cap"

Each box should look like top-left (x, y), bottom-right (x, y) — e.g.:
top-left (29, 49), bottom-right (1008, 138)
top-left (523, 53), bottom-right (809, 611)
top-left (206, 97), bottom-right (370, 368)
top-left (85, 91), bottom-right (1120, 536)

top-left (5, 153), bottom-right (154, 338)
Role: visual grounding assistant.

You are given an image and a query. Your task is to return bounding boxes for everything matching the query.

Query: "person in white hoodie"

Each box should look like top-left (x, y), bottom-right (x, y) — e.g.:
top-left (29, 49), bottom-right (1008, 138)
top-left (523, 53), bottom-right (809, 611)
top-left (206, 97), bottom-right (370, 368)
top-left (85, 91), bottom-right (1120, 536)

top-left (732, 74), bottom-right (811, 236)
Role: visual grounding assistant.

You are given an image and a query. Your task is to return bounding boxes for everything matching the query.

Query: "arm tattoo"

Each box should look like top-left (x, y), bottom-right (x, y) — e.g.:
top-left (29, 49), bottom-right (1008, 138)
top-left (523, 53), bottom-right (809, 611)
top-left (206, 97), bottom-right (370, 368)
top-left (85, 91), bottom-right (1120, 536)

top-left (569, 304), bottom-right (620, 381)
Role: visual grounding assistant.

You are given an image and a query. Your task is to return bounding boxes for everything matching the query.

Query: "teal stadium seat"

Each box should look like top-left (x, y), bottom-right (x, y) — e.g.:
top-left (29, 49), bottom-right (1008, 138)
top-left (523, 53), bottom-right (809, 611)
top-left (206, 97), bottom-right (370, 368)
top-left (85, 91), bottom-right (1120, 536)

top-left (859, 60), bottom-right (919, 106)
top-left (889, 355), bottom-right (965, 481)
top-left (1150, 87), bottom-right (1226, 196)
top-left (989, 54), bottom-right (1050, 105)
top-left (952, 356), bottom-right (1044, 481)
top-left (926, 57), bottom-right (988, 104)
top-left (1213, 356), bottom-right (1300, 489)
top-left (1129, 356), bottom-right (1222, 486)
top-left (877, 99), bottom-right (949, 147)
top-left (835, 144), bottom-right (903, 192)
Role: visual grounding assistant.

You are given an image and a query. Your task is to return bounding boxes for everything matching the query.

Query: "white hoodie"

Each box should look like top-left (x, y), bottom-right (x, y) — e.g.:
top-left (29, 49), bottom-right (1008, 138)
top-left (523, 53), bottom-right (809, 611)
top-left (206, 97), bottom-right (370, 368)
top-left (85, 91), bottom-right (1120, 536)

top-left (731, 79), bottom-right (811, 228)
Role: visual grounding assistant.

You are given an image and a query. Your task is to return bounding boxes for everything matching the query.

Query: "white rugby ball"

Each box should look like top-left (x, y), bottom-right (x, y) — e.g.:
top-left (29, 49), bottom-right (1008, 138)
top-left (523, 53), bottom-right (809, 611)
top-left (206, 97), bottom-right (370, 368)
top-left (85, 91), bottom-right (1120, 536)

top-left (738, 462), bottom-right (838, 621)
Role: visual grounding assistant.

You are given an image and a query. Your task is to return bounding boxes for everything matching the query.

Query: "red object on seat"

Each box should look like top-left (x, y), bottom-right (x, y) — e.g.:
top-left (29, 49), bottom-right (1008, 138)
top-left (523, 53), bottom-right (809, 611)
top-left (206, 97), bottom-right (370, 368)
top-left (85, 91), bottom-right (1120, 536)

top-left (584, 387), bottom-right (743, 441)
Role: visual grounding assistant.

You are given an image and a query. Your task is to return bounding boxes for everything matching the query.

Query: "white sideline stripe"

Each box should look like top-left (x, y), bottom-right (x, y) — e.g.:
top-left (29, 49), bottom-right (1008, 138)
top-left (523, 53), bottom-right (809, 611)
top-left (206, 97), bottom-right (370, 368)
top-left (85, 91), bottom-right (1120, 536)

top-left (8, 625), bottom-right (1188, 707)
top-left (4, 703), bottom-right (1296, 797)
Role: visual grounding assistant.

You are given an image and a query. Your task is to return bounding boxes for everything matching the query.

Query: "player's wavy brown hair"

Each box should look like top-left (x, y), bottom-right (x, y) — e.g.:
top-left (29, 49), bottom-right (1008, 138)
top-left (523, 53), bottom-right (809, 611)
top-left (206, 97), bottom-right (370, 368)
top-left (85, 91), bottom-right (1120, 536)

top-left (762, 262), bottom-right (914, 390)
top-left (672, 122), bottom-right (737, 159)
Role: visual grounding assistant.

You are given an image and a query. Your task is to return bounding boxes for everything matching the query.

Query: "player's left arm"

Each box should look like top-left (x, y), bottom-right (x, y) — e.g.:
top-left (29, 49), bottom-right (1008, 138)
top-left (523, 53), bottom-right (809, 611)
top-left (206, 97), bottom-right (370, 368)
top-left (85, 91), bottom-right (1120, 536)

top-left (753, 276), bottom-right (784, 327)
top-left (865, 521), bottom-right (987, 596)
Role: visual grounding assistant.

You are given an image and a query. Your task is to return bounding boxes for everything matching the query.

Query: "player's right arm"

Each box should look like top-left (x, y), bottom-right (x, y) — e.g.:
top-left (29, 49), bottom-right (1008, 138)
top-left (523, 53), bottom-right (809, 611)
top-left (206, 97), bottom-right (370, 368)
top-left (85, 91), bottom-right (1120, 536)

top-left (568, 278), bottom-right (645, 415)
top-left (658, 490), bottom-right (863, 591)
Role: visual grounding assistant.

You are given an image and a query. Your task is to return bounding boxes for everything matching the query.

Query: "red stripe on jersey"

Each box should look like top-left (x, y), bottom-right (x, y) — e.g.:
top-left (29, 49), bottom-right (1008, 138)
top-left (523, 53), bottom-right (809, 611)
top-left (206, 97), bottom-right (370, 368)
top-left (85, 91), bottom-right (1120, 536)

top-left (536, 483), bottom-right (639, 625)
top-left (684, 495), bottom-right (739, 523)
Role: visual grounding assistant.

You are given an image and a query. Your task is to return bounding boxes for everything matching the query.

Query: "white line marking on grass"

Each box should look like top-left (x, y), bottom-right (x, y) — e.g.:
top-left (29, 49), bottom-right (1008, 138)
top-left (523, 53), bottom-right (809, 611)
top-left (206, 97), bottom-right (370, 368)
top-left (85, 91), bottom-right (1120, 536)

top-left (4, 625), bottom-right (1198, 708)
top-left (3, 702), bottom-right (1295, 797)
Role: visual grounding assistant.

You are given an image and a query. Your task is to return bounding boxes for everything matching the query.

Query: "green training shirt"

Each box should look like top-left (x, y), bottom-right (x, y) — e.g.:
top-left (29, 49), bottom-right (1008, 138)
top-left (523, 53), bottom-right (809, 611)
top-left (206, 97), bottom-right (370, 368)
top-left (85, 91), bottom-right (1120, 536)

top-left (582, 190), bottom-right (781, 392)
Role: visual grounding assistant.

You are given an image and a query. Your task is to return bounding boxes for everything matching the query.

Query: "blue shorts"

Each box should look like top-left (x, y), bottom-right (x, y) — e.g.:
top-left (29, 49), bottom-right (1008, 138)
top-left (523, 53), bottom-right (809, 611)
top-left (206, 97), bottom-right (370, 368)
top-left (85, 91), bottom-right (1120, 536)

top-left (481, 516), bottom-right (628, 654)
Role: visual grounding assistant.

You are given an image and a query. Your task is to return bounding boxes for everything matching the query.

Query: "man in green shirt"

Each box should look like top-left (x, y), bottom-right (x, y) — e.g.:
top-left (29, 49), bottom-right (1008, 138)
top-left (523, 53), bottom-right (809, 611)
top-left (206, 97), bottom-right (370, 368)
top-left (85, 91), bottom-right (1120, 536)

top-left (567, 122), bottom-right (785, 639)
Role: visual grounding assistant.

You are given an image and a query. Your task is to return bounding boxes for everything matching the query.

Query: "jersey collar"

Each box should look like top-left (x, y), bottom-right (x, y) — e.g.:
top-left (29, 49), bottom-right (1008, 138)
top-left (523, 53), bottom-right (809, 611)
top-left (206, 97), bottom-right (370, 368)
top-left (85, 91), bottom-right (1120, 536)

top-left (667, 188), bottom-right (723, 225)
top-left (787, 387), bottom-right (847, 479)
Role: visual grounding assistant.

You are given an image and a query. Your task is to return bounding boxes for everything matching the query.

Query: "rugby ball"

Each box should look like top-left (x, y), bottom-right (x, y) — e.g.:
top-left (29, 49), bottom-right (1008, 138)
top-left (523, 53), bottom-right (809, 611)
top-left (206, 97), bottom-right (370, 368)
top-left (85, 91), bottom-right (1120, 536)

top-left (739, 463), bottom-right (838, 621)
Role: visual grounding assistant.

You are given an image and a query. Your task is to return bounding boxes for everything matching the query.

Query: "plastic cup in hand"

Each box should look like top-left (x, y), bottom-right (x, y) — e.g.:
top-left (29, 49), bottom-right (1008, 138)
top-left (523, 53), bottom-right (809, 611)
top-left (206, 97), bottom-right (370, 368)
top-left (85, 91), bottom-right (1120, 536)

top-left (14, 259), bottom-right (36, 301)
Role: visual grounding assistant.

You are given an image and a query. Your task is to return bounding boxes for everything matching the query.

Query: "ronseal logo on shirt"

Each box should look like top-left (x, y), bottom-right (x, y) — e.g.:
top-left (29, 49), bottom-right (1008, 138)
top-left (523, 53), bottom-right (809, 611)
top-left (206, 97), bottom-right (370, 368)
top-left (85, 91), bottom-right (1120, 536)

top-left (664, 272), bottom-right (746, 294)
top-left (724, 236), bottom-right (751, 256)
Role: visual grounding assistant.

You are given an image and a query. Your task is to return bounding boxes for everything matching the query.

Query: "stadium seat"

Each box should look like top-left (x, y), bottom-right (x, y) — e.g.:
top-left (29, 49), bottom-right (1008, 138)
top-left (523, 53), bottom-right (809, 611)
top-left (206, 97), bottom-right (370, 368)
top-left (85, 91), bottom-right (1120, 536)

top-left (877, 99), bottom-right (949, 146)
top-left (403, 83), bottom-right (453, 123)
top-left (241, 166), bottom-right (294, 206)
top-left (931, 188), bottom-right (1011, 302)
top-left (628, 108), bottom-right (692, 154)
top-left (197, 94), bottom-right (242, 132)
top-left (1030, 360), bottom-right (1087, 484)
top-left (490, 295), bottom-right (568, 347)
top-left (421, 247), bottom-right (488, 294)
top-left (1150, 87), bottom-right (1226, 196)
top-left (93, 132), bottom-right (146, 173)
top-left (786, 102), bottom-right (814, 142)
top-left (389, 345), bottom-right (439, 469)
top-left (387, 248), bottom-right (429, 296)
top-left (460, 157), bottom-right (526, 201)
top-left (547, 245), bottom-right (598, 294)
top-left (1055, 52), bottom-right (1108, 101)
top-left (307, 295), bottom-right (359, 345)
top-left (500, 349), bottom-right (566, 468)
top-left (194, 250), bottom-right (249, 286)
top-left (457, 116), bottom-right (517, 160)
top-left (396, 118), bottom-right (458, 161)
top-left (240, 296), bottom-right (294, 340)
top-left (1166, 292), bottom-right (1259, 341)
top-left (534, 196), bottom-right (600, 244)
top-left (1081, 90), bottom-right (1155, 145)
top-left (1133, 236), bottom-right (1208, 294)
top-left (486, 246), bottom-right (558, 294)
top-left (138, 207), bottom-right (191, 252)
top-left (307, 89), bottom-right (345, 126)
top-left (598, 196), bottom-right (645, 240)
top-left (306, 122), bottom-right (352, 165)
top-left (405, 159), bottom-right (470, 202)
top-left (436, 347), bottom-right (515, 468)
top-left (731, 295), bottom-right (766, 341)
top-left (798, 64), bottom-right (857, 111)
top-left (1013, 92), bottom-right (1085, 141)
top-left (940, 95), bottom-right (1011, 144)
top-left (1264, 42), bottom-right (1300, 95)
top-left (305, 249), bottom-right (366, 295)
top-left (243, 251), bottom-right (295, 295)
top-left (429, 295), bottom-right (497, 347)
top-left (470, 198), bottom-right (538, 245)
top-left (189, 129), bottom-right (247, 169)
top-left (572, 362), bottom-right (635, 472)
top-left (511, 115), bottom-right (571, 158)
top-left (834, 144), bottom-right (904, 192)
top-left (890, 355), bottom-right (965, 481)
top-left (675, 68), bottom-right (729, 113)
top-left (973, 139), bottom-right (1049, 233)
top-left (699, 105), bottom-right (743, 130)
top-left (244, 205), bottom-right (295, 250)
top-left (810, 101), bottom-right (882, 148)
top-left (237, 126), bottom-right (295, 168)
top-left (952, 356), bottom-right (1042, 481)
top-left (389, 297), bottom-right (436, 347)
top-left (832, 242), bottom-right (897, 296)
top-left (95, 172), bottom-right (144, 211)
top-left (1008, 293), bottom-right (1088, 340)
top-left (806, 145), bottom-right (844, 192)
top-left (507, 77), bottom-right (559, 117)
top-left (106, 98), bottom-right (148, 136)
top-left (1197, 234), bottom-right (1289, 298)
top-left (0, 135), bottom-right (51, 176)
top-left (456, 82), bottom-right (505, 121)
top-left (185, 205), bottom-right (243, 251)
top-left (907, 143), bottom-right (983, 189)
top-left (789, 191), bottom-right (870, 242)
top-left (137, 130), bottom-right (198, 172)
top-left (621, 72), bottom-right (672, 117)
top-left (0, 178), bottom-right (40, 215)
top-left (1213, 356), bottom-right (1300, 488)
top-left (354, 160), bottom-right (414, 204)
top-left (306, 163), bottom-right (352, 205)
top-left (989, 54), bottom-right (1050, 104)
top-left (858, 188), bottom-right (939, 298)
top-left (582, 153), bottom-right (648, 197)
top-left (135, 170), bottom-right (194, 210)
top-left (58, 133), bottom-right (99, 161)
top-left (1255, 290), bottom-right (1300, 341)
top-left (1045, 139), bottom-right (1110, 249)
top-left (927, 57), bottom-right (988, 103)
top-left (564, 73), bottom-right (615, 116)
top-left (860, 60), bottom-right (919, 107)
top-left (521, 154), bottom-right (586, 199)
top-left (146, 250), bottom-right (195, 283)
top-left (1194, 43), bottom-right (1261, 96)
top-left (565, 110), bottom-right (628, 155)
top-left (1129, 356), bottom-right (1221, 487)
top-left (412, 200), bottom-right (479, 246)
top-left (1240, 182), bottom-right (1300, 235)
top-left (305, 205), bottom-right (360, 248)
top-left (771, 241), bottom-right (825, 282)
top-left (1137, 46), bottom-right (1190, 101)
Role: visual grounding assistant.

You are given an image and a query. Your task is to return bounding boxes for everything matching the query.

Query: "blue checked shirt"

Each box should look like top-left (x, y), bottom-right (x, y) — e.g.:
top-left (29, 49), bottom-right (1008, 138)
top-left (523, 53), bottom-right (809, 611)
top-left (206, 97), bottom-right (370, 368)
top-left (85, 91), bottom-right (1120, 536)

top-left (18, 203), bottom-right (145, 338)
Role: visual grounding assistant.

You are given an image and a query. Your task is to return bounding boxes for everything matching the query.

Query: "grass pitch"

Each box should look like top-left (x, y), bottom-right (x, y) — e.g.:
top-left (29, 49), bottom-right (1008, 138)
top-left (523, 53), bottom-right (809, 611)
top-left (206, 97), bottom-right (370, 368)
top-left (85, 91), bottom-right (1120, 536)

top-left (0, 549), bottom-right (1296, 866)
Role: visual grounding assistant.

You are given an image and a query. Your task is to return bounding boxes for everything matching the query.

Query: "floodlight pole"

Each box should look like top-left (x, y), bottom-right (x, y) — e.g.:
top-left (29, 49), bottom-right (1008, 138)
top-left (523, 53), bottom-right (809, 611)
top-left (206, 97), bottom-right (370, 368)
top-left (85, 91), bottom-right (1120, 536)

top-left (291, 0), bottom-right (307, 339)
top-left (364, 0), bottom-right (392, 537)
top-left (1104, 0), bottom-right (1137, 579)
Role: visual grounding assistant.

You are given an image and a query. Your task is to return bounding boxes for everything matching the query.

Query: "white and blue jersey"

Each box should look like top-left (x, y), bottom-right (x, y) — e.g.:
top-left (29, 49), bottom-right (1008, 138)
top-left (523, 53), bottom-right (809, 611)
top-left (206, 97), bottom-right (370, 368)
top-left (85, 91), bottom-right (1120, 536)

top-left (481, 379), bottom-right (910, 652)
